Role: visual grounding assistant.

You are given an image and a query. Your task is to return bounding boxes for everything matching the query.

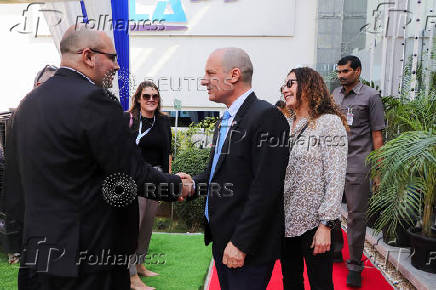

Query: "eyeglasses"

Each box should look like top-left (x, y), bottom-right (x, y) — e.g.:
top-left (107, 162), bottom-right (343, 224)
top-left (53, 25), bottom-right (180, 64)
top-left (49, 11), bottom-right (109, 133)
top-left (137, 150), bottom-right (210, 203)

top-left (282, 79), bottom-right (297, 89)
top-left (141, 93), bottom-right (159, 101)
top-left (77, 48), bottom-right (118, 62)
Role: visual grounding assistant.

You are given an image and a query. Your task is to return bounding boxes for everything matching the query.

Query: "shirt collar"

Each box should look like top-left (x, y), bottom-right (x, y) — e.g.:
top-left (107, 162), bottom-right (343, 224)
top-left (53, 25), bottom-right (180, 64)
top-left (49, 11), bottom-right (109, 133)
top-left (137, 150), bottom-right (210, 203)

top-left (60, 66), bottom-right (95, 85)
top-left (341, 81), bottom-right (363, 95)
top-left (227, 88), bottom-right (253, 117)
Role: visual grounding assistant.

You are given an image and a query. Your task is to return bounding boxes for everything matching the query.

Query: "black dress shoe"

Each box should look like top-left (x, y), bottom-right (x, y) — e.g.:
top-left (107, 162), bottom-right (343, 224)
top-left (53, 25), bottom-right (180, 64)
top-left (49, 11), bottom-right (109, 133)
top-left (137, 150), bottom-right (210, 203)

top-left (332, 251), bottom-right (343, 263)
top-left (346, 270), bottom-right (362, 288)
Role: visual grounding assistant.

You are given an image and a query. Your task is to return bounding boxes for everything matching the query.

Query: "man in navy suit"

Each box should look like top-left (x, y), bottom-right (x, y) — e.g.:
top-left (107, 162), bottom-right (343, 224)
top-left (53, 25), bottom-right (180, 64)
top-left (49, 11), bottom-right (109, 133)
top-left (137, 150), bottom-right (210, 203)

top-left (2, 25), bottom-right (191, 290)
top-left (190, 48), bottom-right (290, 289)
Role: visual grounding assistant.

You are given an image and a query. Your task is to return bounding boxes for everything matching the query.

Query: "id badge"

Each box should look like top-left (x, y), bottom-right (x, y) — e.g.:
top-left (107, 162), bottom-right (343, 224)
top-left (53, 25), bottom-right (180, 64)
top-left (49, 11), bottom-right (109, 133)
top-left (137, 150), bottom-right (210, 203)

top-left (346, 107), bottom-right (353, 126)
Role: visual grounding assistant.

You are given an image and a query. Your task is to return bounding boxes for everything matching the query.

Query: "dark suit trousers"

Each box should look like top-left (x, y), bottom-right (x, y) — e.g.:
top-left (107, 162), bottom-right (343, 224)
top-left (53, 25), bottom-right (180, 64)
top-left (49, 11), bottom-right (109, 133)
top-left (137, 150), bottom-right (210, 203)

top-left (212, 245), bottom-right (274, 290)
top-left (281, 227), bottom-right (334, 290)
top-left (18, 266), bottom-right (129, 290)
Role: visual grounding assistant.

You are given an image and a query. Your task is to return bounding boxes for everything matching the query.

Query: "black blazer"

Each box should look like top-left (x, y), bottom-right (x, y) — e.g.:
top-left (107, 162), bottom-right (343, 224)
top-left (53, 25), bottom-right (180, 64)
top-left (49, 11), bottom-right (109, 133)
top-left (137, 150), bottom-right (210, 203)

top-left (128, 113), bottom-right (172, 173)
top-left (193, 93), bottom-right (290, 266)
top-left (1, 68), bottom-right (182, 277)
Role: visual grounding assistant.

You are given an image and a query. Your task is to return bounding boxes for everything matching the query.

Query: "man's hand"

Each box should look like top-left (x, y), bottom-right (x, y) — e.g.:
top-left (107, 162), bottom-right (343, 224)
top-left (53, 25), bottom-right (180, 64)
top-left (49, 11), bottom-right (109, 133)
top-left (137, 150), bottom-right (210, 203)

top-left (222, 241), bottom-right (246, 268)
top-left (176, 172), bottom-right (194, 201)
top-left (311, 224), bottom-right (331, 255)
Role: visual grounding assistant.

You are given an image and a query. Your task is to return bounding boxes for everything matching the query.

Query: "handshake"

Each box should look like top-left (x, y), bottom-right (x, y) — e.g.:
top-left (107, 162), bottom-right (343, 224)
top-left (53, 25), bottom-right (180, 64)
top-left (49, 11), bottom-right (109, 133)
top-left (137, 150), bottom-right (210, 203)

top-left (176, 172), bottom-right (195, 202)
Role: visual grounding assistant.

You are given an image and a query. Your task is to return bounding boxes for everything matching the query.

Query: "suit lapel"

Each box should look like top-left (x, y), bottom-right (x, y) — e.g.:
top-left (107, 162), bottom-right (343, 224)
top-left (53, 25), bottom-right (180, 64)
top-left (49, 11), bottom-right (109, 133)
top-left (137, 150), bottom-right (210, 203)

top-left (211, 93), bottom-right (257, 179)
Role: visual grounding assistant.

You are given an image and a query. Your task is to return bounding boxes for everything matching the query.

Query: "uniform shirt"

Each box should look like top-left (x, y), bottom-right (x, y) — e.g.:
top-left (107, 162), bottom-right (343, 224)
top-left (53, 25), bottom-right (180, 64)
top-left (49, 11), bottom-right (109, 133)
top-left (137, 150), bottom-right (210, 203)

top-left (332, 82), bottom-right (385, 173)
top-left (284, 114), bottom-right (348, 237)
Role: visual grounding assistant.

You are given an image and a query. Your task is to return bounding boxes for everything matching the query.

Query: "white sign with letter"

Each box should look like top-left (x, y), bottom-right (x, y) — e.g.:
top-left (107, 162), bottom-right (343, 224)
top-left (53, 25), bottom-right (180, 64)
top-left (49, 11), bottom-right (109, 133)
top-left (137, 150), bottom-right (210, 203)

top-left (130, 0), bottom-right (296, 36)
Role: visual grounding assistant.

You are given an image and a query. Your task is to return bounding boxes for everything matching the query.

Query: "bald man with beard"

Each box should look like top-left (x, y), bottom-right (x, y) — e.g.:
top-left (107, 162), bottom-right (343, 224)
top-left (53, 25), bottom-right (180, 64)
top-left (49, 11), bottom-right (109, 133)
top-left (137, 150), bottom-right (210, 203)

top-left (2, 25), bottom-right (192, 290)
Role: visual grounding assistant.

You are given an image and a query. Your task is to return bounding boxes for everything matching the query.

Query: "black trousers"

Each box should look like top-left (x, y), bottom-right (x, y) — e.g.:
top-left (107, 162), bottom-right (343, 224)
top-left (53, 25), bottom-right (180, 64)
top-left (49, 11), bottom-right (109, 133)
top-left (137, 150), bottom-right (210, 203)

top-left (18, 266), bottom-right (130, 290)
top-left (212, 245), bottom-right (275, 290)
top-left (281, 227), bottom-right (334, 290)
top-left (330, 219), bottom-right (344, 255)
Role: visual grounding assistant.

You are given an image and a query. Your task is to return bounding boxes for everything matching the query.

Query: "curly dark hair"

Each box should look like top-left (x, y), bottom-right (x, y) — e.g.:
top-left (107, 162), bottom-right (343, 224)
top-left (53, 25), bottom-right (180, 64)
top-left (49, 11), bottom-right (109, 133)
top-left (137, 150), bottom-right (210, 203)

top-left (128, 81), bottom-right (164, 121)
top-left (288, 67), bottom-right (348, 130)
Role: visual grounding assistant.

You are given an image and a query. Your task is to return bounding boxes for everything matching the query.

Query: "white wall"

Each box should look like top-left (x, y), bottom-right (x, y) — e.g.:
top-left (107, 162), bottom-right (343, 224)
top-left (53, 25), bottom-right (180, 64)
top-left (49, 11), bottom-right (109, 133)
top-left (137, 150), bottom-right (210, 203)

top-left (0, 3), bottom-right (59, 112)
top-left (0, 0), bottom-right (318, 112)
top-left (131, 0), bottom-right (296, 36)
top-left (130, 0), bottom-right (318, 111)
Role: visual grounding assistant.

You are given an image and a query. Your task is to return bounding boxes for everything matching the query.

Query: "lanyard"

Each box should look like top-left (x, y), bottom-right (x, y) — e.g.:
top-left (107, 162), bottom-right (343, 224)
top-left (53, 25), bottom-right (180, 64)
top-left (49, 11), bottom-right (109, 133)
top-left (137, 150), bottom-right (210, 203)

top-left (136, 115), bottom-right (155, 145)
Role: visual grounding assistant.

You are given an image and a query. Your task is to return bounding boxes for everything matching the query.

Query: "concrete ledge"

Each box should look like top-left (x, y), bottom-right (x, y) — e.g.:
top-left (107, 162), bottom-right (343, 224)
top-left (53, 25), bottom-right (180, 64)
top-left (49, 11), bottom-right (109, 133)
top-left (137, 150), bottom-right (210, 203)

top-left (341, 203), bottom-right (436, 290)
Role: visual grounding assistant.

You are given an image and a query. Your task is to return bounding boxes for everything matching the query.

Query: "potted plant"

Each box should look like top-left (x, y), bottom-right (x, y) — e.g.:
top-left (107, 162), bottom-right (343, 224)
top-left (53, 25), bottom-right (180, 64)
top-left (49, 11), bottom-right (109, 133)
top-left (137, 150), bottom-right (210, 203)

top-left (367, 91), bottom-right (436, 273)
top-left (369, 95), bottom-right (418, 246)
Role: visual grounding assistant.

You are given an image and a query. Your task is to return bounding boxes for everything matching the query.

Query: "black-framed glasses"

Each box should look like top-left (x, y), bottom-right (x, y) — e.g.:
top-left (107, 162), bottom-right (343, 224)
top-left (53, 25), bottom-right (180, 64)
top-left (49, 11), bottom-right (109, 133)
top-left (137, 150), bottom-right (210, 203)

top-left (283, 79), bottom-right (297, 89)
top-left (90, 48), bottom-right (117, 62)
top-left (77, 48), bottom-right (118, 62)
top-left (141, 93), bottom-right (159, 101)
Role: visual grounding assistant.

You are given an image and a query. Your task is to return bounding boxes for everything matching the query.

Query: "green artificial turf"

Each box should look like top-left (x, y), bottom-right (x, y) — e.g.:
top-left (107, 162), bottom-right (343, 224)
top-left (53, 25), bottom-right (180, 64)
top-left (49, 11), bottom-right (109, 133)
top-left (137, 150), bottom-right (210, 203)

top-left (0, 253), bottom-right (19, 290)
top-left (142, 233), bottom-right (212, 289)
top-left (0, 233), bottom-right (211, 290)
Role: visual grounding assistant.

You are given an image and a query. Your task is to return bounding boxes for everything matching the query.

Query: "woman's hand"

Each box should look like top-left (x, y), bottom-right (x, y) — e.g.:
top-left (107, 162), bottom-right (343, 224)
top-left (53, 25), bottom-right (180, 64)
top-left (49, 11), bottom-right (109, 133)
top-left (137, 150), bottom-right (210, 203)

top-left (311, 224), bottom-right (331, 255)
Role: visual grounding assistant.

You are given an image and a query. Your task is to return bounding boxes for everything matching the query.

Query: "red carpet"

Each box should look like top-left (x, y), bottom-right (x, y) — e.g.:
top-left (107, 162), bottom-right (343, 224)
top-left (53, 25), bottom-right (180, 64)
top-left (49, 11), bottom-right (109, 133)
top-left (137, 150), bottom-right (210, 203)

top-left (208, 230), bottom-right (392, 289)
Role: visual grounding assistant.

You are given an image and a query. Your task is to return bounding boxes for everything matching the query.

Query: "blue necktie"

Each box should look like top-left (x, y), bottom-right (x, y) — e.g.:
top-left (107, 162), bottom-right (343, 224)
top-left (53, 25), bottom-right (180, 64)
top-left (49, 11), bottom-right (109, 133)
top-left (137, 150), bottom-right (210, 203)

top-left (205, 111), bottom-right (231, 222)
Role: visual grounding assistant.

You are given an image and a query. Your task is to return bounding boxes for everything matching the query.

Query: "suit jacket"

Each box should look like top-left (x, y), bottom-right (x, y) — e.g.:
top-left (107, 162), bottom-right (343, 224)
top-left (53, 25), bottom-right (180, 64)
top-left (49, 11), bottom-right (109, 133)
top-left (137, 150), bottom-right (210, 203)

top-left (1, 68), bottom-right (182, 277)
top-left (193, 93), bottom-right (290, 266)
top-left (0, 113), bottom-right (24, 254)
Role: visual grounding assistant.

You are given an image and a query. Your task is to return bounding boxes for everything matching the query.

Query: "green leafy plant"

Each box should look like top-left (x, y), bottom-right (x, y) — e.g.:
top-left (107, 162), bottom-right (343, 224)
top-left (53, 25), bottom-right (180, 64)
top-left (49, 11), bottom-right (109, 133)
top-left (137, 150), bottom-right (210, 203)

top-left (401, 55), bottom-right (424, 96)
top-left (382, 91), bottom-right (436, 141)
top-left (368, 129), bottom-right (436, 238)
top-left (172, 147), bottom-right (211, 232)
top-left (169, 117), bottom-right (217, 232)
top-left (430, 38), bottom-right (436, 91)
top-left (365, 45), bottom-right (436, 241)
top-left (171, 117), bottom-right (218, 153)
top-left (184, 117), bottom-right (217, 149)
top-left (431, 71), bottom-right (436, 90)
top-left (361, 79), bottom-right (380, 91)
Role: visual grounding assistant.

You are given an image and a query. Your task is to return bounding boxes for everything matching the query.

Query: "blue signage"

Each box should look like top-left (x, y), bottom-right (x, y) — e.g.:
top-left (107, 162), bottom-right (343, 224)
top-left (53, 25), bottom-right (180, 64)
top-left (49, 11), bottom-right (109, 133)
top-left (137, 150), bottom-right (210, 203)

top-left (129, 0), bottom-right (187, 23)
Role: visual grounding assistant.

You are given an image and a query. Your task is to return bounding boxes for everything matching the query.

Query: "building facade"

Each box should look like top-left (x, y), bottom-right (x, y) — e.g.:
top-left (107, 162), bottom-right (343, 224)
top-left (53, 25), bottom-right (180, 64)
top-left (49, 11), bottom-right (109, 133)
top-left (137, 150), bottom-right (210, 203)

top-left (1, 0), bottom-right (434, 123)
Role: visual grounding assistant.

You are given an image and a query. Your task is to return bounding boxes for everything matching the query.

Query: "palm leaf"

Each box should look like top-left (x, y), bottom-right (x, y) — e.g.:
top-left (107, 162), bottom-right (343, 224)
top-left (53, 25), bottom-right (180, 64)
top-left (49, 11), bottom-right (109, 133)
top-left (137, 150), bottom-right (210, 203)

top-left (367, 130), bottom-right (436, 237)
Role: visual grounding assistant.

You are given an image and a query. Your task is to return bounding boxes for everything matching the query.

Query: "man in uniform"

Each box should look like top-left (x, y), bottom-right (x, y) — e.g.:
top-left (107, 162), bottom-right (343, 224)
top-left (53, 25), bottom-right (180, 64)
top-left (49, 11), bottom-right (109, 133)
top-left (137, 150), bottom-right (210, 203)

top-left (331, 55), bottom-right (385, 288)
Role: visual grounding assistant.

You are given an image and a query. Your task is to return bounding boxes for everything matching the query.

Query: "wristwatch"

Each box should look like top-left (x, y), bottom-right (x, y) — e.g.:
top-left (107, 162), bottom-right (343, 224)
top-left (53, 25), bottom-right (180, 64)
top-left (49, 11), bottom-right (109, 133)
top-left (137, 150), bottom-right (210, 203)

top-left (320, 219), bottom-right (335, 229)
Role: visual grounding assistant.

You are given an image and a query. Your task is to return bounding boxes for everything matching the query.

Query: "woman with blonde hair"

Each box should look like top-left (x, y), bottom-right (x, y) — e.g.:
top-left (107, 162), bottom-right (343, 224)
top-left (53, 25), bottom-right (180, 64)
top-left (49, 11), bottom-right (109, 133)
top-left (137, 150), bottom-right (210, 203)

top-left (281, 67), bottom-right (348, 290)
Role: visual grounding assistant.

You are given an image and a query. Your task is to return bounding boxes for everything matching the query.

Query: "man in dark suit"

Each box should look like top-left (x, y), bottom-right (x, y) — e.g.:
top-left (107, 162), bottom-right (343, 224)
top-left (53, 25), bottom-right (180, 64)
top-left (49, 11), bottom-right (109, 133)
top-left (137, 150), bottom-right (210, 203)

top-left (0, 64), bottom-right (58, 266)
top-left (190, 48), bottom-right (290, 289)
top-left (1, 25), bottom-right (192, 290)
